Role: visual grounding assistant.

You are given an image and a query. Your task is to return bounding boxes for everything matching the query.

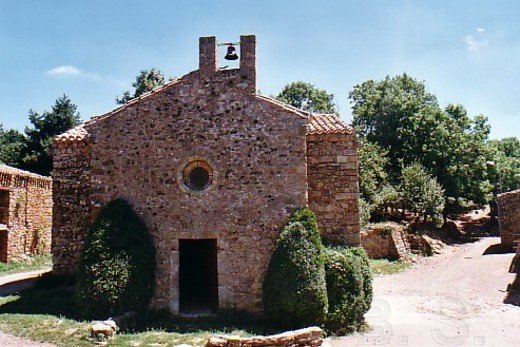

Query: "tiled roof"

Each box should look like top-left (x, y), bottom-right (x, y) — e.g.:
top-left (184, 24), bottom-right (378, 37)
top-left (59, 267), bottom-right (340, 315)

top-left (308, 113), bottom-right (354, 135)
top-left (0, 165), bottom-right (51, 188)
top-left (0, 165), bottom-right (51, 180)
top-left (54, 125), bottom-right (89, 143)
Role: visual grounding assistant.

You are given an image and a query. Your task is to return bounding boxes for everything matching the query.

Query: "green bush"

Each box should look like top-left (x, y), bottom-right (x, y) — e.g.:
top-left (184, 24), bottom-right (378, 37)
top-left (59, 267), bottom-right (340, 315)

top-left (263, 207), bottom-right (328, 328)
top-left (359, 198), bottom-right (371, 230)
top-left (324, 246), bottom-right (373, 335)
top-left (400, 163), bottom-right (445, 226)
top-left (76, 199), bottom-right (156, 318)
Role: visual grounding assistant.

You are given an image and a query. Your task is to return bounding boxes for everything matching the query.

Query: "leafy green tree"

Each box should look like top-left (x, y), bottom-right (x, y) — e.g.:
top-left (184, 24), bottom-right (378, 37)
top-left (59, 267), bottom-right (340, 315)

top-left (116, 68), bottom-right (166, 104)
top-left (358, 141), bottom-right (389, 202)
top-left (276, 81), bottom-right (337, 113)
top-left (487, 137), bottom-right (520, 193)
top-left (21, 95), bottom-right (81, 175)
top-left (400, 163), bottom-right (445, 224)
top-left (350, 74), bottom-right (492, 211)
top-left (0, 125), bottom-right (26, 167)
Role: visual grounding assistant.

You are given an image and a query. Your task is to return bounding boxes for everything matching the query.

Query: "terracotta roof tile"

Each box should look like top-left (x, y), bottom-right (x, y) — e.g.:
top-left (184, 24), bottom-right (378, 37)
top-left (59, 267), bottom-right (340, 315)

top-left (308, 113), bottom-right (354, 135)
top-left (54, 125), bottom-right (88, 143)
top-left (0, 164), bottom-right (51, 181)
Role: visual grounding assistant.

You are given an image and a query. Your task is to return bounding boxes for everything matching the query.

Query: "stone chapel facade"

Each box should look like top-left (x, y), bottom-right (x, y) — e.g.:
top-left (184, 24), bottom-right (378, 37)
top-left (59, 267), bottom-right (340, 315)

top-left (52, 35), bottom-right (360, 313)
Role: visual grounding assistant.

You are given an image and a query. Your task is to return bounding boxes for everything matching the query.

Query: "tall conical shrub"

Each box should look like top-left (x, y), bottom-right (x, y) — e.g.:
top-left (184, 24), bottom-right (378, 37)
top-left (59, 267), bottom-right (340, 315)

top-left (263, 207), bottom-right (328, 328)
top-left (76, 199), bottom-right (156, 318)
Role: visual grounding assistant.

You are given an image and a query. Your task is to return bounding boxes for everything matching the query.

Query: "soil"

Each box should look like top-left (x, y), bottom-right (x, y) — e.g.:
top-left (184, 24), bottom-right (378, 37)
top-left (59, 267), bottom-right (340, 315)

top-left (0, 332), bottom-right (54, 347)
top-left (330, 236), bottom-right (520, 346)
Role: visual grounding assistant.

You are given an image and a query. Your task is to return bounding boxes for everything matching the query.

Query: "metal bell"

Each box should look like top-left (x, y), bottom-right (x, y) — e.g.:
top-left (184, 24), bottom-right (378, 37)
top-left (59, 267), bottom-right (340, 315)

top-left (224, 44), bottom-right (238, 60)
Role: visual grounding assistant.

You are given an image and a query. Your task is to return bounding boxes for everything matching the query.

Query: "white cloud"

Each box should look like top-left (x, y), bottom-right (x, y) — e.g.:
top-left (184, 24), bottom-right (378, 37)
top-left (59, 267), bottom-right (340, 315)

top-left (44, 65), bottom-right (126, 87)
top-left (463, 35), bottom-right (489, 52)
top-left (45, 65), bottom-right (82, 77)
top-left (476, 27), bottom-right (485, 33)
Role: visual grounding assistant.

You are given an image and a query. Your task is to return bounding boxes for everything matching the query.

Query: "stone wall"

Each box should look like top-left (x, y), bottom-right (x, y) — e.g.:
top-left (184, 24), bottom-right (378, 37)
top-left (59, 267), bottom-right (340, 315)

top-left (361, 222), bottom-right (410, 260)
top-left (497, 189), bottom-right (520, 251)
top-left (307, 133), bottom-right (360, 246)
top-left (0, 166), bottom-right (52, 262)
top-left (52, 139), bottom-right (92, 274)
top-left (52, 34), bottom-right (360, 314)
top-left (52, 35), bottom-right (309, 313)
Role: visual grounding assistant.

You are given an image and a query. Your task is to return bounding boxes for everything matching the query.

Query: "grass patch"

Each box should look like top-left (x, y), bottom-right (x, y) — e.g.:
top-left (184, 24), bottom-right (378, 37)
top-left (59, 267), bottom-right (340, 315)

top-left (369, 259), bottom-right (412, 275)
top-left (0, 254), bottom-right (52, 276)
top-left (0, 276), bottom-right (278, 346)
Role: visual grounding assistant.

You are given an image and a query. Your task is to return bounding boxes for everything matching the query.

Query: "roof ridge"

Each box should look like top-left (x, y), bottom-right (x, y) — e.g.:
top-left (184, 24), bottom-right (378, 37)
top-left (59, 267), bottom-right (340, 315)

top-left (255, 95), bottom-right (310, 119)
top-left (54, 74), bottom-right (190, 143)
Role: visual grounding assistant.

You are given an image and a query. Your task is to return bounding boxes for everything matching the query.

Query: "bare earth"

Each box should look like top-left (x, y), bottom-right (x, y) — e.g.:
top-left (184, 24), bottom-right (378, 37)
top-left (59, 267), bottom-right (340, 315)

top-left (0, 332), bottom-right (54, 347)
top-left (330, 236), bottom-right (520, 346)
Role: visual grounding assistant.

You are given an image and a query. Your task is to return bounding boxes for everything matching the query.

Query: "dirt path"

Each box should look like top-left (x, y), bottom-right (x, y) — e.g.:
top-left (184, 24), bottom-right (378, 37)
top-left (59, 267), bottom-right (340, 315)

top-left (330, 237), bottom-right (520, 346)
top-left (0, 269), bottom-right (55, 346)
top-left (0, 332), bottom-right (54, 347)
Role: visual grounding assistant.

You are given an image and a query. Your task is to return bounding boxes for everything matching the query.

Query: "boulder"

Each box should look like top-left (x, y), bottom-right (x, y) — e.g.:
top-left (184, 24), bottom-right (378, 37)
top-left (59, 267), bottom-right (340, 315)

top-left (90, 319), bottom-right (117, 338)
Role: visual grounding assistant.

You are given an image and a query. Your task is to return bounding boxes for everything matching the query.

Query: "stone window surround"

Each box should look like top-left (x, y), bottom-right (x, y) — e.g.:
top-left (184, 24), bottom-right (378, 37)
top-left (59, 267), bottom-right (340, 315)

top-left (177, 156), bottom-right (218, 195)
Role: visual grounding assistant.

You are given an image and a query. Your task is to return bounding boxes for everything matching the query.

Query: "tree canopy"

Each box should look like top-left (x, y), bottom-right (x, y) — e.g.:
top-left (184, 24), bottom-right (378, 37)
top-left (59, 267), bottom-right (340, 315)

top-left (21, 95), bottom-right (81, 175)
top-left (116, 68), bottom-right (166, 104)
top-left (0, 125), bottom-right (25, 167)
top-left (350, 74), bottom-right (494, 211)
top-left (276, 81), bottom-right (337, 113)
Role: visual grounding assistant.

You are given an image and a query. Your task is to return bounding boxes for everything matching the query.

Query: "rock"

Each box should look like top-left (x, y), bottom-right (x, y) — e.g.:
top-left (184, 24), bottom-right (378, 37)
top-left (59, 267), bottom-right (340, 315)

top-left (206, 326), bottom-right (323, 347)
top-left (90, 320), bottom-right (117, 338)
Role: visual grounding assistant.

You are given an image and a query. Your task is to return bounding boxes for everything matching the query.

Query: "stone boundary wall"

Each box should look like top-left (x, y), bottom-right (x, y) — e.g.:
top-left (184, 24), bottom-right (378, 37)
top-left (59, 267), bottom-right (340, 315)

top-left (307, 133), bottom-right (360, 246)
top-left (0, 167), bottom-right (52, 262)
top-left (361, 223), bottom-right (410, 260)
top-left (497, 189), bottom-right (520, 251)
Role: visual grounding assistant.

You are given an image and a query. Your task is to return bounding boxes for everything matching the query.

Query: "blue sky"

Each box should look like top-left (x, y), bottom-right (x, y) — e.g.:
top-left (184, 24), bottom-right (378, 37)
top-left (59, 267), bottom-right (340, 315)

top-left (1, 0), bottom-right (519, 139)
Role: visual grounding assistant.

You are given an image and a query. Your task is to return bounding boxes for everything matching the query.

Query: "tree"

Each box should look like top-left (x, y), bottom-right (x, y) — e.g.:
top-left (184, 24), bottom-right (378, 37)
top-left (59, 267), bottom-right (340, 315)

top-left (400, 163), bottom-right (445, 224)
top-left (116, 68), bottom-right (166, 104)
top-left (276, 81), bottom-right (337, 113)
top-left (21, 95), bottom-right (81, 175)
top-left (0, 125), bottom-right (25, 167)
top-left (350, 74), bottom-right (493, 211)
top-left (358, 141), bottom-right (389, 202)
top-left (487, 137), bottom-right (520, 194)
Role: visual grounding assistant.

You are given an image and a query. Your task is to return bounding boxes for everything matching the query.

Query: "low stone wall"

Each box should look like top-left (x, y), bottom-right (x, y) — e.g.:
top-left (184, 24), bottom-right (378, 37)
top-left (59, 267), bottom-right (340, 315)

top-left (0, 165), bottom-right (52, 262)
top-left (497, 189), bottom-right (520, 251)
top-left (361, 222), bottom-right (410, 260)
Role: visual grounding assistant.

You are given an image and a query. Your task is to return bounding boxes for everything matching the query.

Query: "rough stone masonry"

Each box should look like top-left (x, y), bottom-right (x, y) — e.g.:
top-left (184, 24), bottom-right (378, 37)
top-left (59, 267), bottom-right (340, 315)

top-left (52, 35), bottom-right (360, 313)
top-left (497, 188), bottom-right (520, 252)
top-left (0, 165), bottom-right (52, 262)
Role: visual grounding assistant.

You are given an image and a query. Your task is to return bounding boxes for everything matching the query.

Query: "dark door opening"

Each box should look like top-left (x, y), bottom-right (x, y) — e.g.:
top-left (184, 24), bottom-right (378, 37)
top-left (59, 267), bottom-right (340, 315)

top-left (179, 239), bottom-right (218, 314)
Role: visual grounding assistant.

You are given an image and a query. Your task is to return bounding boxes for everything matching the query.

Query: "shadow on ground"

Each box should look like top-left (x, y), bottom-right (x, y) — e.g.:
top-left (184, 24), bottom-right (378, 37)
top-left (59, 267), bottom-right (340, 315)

top-left (482, 243), bottom-right (514, 255)
top-left (0, 275), bottom-right (279, 335)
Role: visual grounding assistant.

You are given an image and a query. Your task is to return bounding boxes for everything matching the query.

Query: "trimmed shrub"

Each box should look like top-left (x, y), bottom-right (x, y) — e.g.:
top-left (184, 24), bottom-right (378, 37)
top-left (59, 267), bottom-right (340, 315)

top-left (263, 207), bottom-right (328, 328)
top-left (324, 246), bottom-right (373, 335)
top-left (76, 199), bottom-right (156, 318)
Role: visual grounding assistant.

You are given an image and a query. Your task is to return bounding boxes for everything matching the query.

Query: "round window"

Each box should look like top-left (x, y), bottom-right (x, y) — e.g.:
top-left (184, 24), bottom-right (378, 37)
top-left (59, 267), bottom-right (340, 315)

top-left (182, 160), bottom-right (213, 191)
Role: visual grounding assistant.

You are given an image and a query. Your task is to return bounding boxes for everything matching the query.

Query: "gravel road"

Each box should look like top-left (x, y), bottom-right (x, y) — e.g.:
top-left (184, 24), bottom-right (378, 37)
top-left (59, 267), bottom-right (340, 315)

top-left (331, 236), bottom-right (520, 346)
